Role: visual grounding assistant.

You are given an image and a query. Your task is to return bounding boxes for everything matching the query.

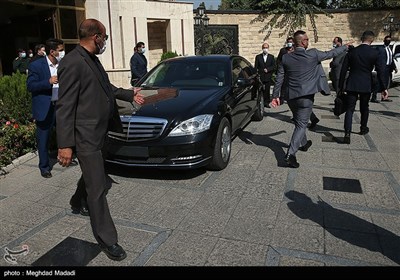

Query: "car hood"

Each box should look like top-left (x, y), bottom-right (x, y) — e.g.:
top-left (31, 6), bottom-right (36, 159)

top-left (119, 87), bottom-right (228, 120)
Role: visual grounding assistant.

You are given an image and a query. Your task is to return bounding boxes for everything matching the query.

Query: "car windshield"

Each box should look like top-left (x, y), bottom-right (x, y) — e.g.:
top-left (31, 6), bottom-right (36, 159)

top-left (139, 60), bottom-right (229, 88)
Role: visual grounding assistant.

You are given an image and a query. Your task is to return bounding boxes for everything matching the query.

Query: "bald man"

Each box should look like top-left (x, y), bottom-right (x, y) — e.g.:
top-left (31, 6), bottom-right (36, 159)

top-left (56, 19), bottom-right (144, 261)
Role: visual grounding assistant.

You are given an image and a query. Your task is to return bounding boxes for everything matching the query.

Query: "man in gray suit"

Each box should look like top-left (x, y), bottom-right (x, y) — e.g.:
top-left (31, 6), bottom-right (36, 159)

top-left (271, 30), bottom-right (350, 168)
top-left (56, 19), bottom-right (144, 261)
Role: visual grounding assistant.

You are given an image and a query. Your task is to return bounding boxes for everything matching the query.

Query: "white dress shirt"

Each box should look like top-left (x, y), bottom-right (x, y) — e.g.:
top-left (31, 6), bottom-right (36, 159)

top-left (46, 56), bottom-right (59, 101)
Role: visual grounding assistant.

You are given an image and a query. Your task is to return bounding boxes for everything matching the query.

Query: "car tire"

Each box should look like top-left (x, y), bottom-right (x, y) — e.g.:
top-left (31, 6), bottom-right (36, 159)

top-left (252, 93), bottom-right (264, 121)
top-left (208, 117), bottom-right (232, 171)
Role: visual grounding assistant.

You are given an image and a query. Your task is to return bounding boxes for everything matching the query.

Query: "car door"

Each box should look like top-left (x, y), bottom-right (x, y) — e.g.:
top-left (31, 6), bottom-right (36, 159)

top-left (230, 57), bottom-right (256, 131)
top-left (391, 42), bottom-right (400, 83)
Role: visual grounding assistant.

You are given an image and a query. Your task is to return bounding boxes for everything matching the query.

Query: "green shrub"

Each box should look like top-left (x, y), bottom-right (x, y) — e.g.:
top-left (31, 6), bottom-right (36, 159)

top-left (0, 72), bottom-right (32, 125)
top-left (159, 51), bottom-right (179, 63)
top-left (0, 73), bottom-right (35, 168)
top-left (0, 120), bottom-right (36, 168)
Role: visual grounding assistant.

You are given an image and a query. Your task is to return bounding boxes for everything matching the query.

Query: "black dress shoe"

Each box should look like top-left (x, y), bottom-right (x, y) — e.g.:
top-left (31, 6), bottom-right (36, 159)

top-left (359, 127), bottom-right (369, 135)
top-left (41, 171), bottom-right (52, 178)
top-left (299, 140), bottom-right (312, 152)
top-left (285, 154), bottom-right (299, 168)
top-left (99, 243), bottom-right (127, 261)
top-left (70, 198), bottom-right (89, 216)
top-left (343, 132), bottom-right (351, 144)
top-left (381, 98), bottom-right (393, 102)
top-left (370, 99), bottom-right (380, 103)
top-left (308, 118), bottom-right (320, 130)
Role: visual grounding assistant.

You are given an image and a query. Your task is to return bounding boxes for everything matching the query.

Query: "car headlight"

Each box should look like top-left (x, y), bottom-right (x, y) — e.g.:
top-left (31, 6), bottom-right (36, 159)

top-left (168, 114), bottom-right (213, 137)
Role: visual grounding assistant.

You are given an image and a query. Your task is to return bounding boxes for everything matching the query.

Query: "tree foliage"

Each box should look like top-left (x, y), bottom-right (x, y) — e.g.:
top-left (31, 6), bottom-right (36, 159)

top-left (218, 0), bottom-right (400, 41)
top-left (250, 1), bottom-right (332, 42)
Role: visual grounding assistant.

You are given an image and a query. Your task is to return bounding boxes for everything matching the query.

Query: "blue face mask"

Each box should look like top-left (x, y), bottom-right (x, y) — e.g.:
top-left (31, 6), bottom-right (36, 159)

top-left (286, 42), bottom-right (293, 48)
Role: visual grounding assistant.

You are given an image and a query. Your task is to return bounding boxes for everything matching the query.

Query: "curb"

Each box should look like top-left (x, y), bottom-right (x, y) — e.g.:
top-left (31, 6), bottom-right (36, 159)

top-left (0, 151), bottom-right (38, 176)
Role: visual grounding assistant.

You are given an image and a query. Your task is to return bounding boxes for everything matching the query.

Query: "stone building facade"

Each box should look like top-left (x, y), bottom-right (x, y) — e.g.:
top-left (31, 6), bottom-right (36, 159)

top-left (207, 8), bottom-right (400, 74)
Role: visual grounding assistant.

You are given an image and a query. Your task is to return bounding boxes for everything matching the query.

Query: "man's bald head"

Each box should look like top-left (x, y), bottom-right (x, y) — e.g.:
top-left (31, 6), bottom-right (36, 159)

top-left (79, 19), bottom-right (105, 40)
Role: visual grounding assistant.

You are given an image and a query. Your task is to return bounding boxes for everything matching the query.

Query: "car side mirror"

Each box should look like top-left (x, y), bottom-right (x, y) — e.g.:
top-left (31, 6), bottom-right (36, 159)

top-left (236, 78), bottom-right (252, 87)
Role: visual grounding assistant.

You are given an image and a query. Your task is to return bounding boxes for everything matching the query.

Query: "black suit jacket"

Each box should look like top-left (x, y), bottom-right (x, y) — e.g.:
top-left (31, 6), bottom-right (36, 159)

top-left (56, 45), bottom-right (133, 152)
top-left (254, 53), bottom-right (276, 82)
top-left (339, 44), bottom-right (386, 93)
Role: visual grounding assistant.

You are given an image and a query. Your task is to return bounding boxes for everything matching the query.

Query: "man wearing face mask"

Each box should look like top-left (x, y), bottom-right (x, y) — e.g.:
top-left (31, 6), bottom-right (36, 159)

top-left (329, 37), bottom-right (347, 93)
top-left (56, 19), bottom-right (144, 261)
top-left (27, 38), bottom-right (65, 178)
top-left (13, 48), bottom-right (29, 74)
top-left (371, 35), bottom-right (397, 103)
top-left (255, 42), bottom-right (276, 106)
top-left (130, 41), bottom-right (148, 86)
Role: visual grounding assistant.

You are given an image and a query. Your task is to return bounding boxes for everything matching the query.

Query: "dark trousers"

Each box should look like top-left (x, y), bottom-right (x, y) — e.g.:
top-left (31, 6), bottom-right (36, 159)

top-left (310, 111), bottom-right (319, 123)
top-left (72, 150), bottom-right (118, 247)
top-left (287, 95), bottom-right (314, 156)
top-left (35, 104), bottom-right (55, 173)
top-left (262, 81), bottom-right (272, 104)
top-left (344, 91), bottom-right (371, 132)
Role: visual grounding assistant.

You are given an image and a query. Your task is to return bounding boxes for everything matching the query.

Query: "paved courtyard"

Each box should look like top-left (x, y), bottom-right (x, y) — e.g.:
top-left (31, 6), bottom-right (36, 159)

top-left (1, 86), bottom-right (399, 267)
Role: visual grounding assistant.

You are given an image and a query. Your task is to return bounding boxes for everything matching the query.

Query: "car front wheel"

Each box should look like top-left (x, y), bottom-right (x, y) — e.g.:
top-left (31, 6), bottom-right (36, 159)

top-left (208, 117), bottom-right (231, 171)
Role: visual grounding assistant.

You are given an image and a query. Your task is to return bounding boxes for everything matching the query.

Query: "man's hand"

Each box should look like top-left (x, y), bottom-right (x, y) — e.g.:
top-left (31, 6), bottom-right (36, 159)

top-left (344, 40), bottom-right (355, 48)
top-left (49, 75), bottom-right (58, 85)
top-left (58, 148), bottom-right (73, 167)
top-left (270, 97), bottom-right (281, 108)
top-left (132, 87), bottom-right (145, 105)
top-left (381, 89), bottom-right (389, 100)
top-left (264, 68), bottom-right (268, 73)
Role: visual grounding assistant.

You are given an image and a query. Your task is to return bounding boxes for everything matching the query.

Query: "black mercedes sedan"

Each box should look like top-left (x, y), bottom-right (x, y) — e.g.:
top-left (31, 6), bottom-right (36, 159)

top-left (105, 55), bottom-right (264, 170)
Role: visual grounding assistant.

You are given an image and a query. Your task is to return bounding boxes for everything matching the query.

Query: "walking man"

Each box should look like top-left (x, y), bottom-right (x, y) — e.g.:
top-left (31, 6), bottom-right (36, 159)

top-left (339, 31), bottom-right (387, 144)
top-left (270, 30), bottom-right (350, 168)
top-left (56, 18), bottom-right (144, 261)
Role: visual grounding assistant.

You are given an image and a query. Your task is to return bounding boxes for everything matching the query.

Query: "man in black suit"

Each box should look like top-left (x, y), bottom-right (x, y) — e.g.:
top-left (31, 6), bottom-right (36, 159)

top-left (254, 42), bottom-right (276, 106)
top-left (339, 31), bottom-right (387, 144)
top-left (56, 19), bottom-right (144, 261)
top-left (371, 35), bottom-right (397, 103)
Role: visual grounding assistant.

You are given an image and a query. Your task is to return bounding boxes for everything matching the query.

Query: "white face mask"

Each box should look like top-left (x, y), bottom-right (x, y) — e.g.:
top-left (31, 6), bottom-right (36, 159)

top-left (42, 51), bottom-right (47, 56)
top-left (20, 52), bottom-right (26, 58)
top-left (29, 53), bottom-right (33, 58)
top-left (262, 48), bottom-right (268, 54)
top-left (98, 40), bottom-right (107, 55)
top-left (56, 50), bottom-right (65, 62)
top-left (286, 42), bottom-right (293, 48)
top-left (140, 47), bottom-right (145, 54)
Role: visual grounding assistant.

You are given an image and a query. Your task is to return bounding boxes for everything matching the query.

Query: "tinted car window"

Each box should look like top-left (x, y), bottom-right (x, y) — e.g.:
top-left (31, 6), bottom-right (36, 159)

top-left (140, 60), bottom-right (228, 87)
top-left (232, 57), bottom-right (254, 82)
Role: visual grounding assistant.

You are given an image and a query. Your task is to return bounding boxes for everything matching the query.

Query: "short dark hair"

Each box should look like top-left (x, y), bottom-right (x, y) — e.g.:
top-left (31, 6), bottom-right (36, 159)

top-left (334, 37), bottom-right (343, 44)
top-left (45, 38), bottom-right (64, 54)
top-left (361, 30), bottom-right (375, 42)
top-left (384, 35), bottom-right (391, 41)
top-left (136, 42), bottom-right (145, 49)
top-left (34, 44), bottom-right (45, 54)
top-left (286, 37), bottom-right (294, 42)
top-left (293, 30), bottom-right (306, 45)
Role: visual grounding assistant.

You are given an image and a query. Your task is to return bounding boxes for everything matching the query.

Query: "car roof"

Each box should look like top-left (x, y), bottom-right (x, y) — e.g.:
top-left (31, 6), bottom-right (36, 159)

top-left (162, 54), bottom-right (244, 63)
top-left (371, 41), bottom-right (399, 46)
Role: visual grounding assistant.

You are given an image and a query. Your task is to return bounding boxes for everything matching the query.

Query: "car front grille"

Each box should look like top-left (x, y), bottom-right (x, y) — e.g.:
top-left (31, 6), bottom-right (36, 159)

top-left (108, 116), bottom-right (168, 142)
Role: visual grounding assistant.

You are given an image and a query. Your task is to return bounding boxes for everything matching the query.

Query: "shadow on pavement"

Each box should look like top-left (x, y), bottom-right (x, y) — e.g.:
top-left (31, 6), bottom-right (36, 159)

top-left (285, 190), bottom-right (400, 265)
